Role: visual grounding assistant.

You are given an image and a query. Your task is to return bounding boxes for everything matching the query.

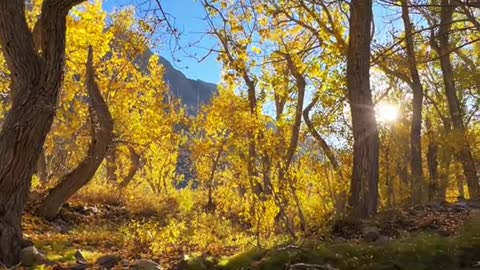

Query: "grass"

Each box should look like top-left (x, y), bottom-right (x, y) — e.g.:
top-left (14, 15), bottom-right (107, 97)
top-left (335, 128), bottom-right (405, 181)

top-left (218, 224), bottom-right (480, 270)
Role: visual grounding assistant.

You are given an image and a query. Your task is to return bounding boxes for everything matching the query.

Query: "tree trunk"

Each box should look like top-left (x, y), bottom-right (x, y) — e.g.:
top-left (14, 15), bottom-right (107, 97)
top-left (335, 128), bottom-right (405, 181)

top-left (0, 0), bottom-right (84, 265)
top-left (303, 95), bottom-right (347, 214)
top-left (437, 121), bottom-right (453, 202)
top-left (279, 54), bottom-right (308, 232)
top-left (284, 54), bottom-right (306, 170)
top-left (106, 144), bottom-right (117, 183)
top-left (435, 0), bottom-right (480, 199)
top-left (245, 77), bottom-right (263, 195)
top-left (119, 145), bottom-right (140, 189)
top-left (400, 0), bottom-right (425, 204)
top-left (261, 155), bottom-right (273, 195)
top-left (206, 142), bottom-right (225, 211)
top-left (37, 47), bottom-right (113, 220)
top-left (383, 137), bottom-right (395, 208)
top-left (211, 29), bottom-right (262, 195)
top-left (36, 148), bottom-right (48, 185)
top-left (426, 119), bottom-right (440, 202)
top-left (303, 96), bottom-right (341, 172)
top-left (438, 154), bottom-right (451, 201)
top-left (456, 165), bottom-right (465, 199)
top-left (346, 0), bottom-right (379, 219)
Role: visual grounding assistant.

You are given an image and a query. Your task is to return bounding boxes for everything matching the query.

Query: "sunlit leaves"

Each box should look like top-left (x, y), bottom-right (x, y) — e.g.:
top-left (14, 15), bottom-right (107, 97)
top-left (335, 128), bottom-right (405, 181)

top-left (19, 0), bottom-right (188, 190)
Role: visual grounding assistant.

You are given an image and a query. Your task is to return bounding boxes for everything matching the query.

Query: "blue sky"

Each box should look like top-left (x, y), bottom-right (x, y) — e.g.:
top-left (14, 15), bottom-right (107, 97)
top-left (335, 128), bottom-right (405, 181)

top-left (102, 0), bottom-right (401, 85)
top-left (103, 0), bottom-right (222, 84)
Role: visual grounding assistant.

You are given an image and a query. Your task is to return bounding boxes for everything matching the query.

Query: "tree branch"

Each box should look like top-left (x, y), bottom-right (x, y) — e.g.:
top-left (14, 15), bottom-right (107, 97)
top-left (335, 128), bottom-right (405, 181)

top-left (303, 95), bottom-right (341, 171)
top-left (0, 0), bottom-right (41, 85)
top-left (37, 0), bottom-right (86, 92)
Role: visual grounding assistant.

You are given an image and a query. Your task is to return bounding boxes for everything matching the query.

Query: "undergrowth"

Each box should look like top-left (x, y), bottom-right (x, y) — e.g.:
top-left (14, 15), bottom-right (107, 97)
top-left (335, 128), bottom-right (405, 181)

top-left (25, 180), bottom-right (480, 270)
top-left (219, 219), bottom-right (480, 270)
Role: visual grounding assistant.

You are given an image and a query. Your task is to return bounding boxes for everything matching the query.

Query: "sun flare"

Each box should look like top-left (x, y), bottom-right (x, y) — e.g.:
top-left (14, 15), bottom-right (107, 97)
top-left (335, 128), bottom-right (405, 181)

top-left (376, 102), bottom-right (399, 123)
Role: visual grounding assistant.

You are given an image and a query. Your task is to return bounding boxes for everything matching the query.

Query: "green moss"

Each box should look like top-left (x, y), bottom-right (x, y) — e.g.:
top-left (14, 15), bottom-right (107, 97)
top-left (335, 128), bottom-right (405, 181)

top-left (45, 248), bottom-right (77, 263)
top-left (335, 235), bottom-right (458, 270)
top-left (219, 248), bottom-right (267, 270)
top-left (220, 225), bottom-right (480, 270)
top-left (183, 256), bottom-right (219, 270)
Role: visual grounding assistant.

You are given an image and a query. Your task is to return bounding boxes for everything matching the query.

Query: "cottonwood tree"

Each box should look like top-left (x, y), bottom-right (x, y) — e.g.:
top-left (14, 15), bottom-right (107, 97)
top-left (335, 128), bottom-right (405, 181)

top-left (37, 47), bottom-right (113, 220)
top-left (202, 0), bottom-right (381, 223)
top-left (400, 0), bottom-right (426, 204)
top-left (0, 0), bottom-right (85, 265)
top-left (32, 3), bottom-right (182, 217)
top-left (202, 0), bottom-right (264, 196)
top-left (373, 0), bottom-right (479, 203)
top-left (432, 0), bottom-right (480, 198)
top-left (346, 0), bottom-right (379, 218)
top-left (267, 0), bottom-right (380, 218)
top-left (377, 0), bottom-right (427, 204)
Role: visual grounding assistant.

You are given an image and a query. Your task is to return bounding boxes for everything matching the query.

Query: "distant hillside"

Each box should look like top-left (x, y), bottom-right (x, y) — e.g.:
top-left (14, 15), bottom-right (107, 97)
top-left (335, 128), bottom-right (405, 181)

top-left (138, 50), bottom-right (217, 115)
top-left (158, 56), bottom-right (217, 115)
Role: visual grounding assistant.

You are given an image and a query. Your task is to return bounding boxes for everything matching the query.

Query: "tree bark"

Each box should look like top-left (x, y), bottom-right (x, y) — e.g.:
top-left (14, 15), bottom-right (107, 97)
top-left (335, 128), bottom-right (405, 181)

top-left (206, 140), bottom-right (226, 210)
top-left (284, 55), bottom-right (307, 232)
top-left (36, 148), bottom-right (48, 185)
top-left (284, 55), bottom-right (306, 170)
top-left (37, 47), bottom-right (113, 220)
top-left (438, 153), bottom-right (452, 201)
top-left (435, 0), bottom-right (480, 199)
top-left (244, 77), bottom-right (263, 195)
top-left (106, 144), bottom-right (117, 183)
top-left (0, 0), bottom-right (84, 266)
top-left (346, 0), bottom-right (379, 219)
top-left (118, 145), bottom-right (140, 189)
top-left (401, 0), bottom-right (425, 204)
top-left (456, 165), bottom-right (465, 198)
top-left (426, 118), bottom-right (440, 202)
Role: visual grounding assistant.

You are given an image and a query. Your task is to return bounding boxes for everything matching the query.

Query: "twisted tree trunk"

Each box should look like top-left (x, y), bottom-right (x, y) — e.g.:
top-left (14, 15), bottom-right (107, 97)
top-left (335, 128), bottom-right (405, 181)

top-left (0, 0), bottom-right (84, 265)
top-left (37, 47), bottom-right (113, 220)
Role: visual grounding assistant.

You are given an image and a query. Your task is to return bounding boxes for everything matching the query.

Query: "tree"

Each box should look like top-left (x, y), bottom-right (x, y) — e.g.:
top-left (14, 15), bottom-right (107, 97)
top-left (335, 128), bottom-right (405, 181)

top-left (400, 0), bottom-right (425, 204)
top-left (346, 0), bottom-right (379, 219)
top-left (303, 95), bottom-right (347, 214)
top-left (0, 0), bottom-right (84, 265)
top-left (432, 0), bottom-right (480, 199)
top-left (37, 47), bottom-right (113, 220)
top-left (31, 3), bottom-right (183, 214)
top-left (203, 0), bottom-right (264, 195)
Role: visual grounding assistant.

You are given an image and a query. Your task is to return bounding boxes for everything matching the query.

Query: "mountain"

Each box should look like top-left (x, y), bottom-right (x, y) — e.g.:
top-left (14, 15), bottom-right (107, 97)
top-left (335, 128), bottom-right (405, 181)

top-left (157, 56), bottom-right (217, 115)
top-left (138, 50), bottom-right (217, 115)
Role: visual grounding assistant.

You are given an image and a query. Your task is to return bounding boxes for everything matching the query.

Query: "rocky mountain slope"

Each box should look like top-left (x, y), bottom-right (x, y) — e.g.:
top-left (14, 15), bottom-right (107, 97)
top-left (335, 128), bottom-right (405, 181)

top-left (139, 50), bottom-right (217, 115)
top-left (158, 56), bottom-right (217, 115)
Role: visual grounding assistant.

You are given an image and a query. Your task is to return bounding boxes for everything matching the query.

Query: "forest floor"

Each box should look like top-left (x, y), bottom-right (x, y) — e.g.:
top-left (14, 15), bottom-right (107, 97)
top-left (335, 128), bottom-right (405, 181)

top-left (21, 196), bottom-right (480, 270)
